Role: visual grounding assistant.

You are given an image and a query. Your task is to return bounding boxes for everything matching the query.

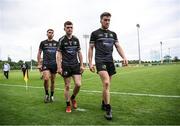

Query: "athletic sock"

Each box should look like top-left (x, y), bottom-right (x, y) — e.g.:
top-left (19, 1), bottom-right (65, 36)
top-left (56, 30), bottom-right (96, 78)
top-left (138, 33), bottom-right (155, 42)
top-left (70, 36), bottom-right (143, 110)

top-left (102, 100), bottom-right (105, 105)
top-left (105, 104), bottom-right (111, 112)
top-left (71, 94), bottom-right (76, 100)
top-left (45, 90), bottom-right (49, 96)
top-left (50, 91), bottom-right (54, 96)
top-left (66, 101), bottom-right (70, 106)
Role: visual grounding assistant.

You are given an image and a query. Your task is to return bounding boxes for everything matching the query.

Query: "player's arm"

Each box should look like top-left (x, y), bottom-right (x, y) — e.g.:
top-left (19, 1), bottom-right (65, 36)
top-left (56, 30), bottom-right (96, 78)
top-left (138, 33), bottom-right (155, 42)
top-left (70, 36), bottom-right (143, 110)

top-left (56, 51), bottom-right (62, 75)
top-left (88, 44), bottom-right (95, 72)
top-left (37, 49), bottom-right (42, 69)
top-left (115, 42), bottom-right (128, 66)
top-left (78, 50), bottom-right (84, 73)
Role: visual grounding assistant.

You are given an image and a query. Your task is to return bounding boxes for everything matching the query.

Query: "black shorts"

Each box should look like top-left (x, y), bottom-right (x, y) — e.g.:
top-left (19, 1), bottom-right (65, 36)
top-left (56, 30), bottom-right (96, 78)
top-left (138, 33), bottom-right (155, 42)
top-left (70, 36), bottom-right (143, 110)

top-left (42, 64), bottom-right (57, 74)
top-left (96, 62), bottom-right (116, 76)
top-left (62, 64), bottom-right (81, 77)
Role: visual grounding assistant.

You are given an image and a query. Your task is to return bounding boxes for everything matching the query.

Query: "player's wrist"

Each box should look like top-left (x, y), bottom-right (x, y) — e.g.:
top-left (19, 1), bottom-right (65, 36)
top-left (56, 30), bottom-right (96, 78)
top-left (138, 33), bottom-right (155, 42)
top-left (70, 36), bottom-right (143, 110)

top-left (88, 63), bottom-right (92, 66)
top-left (57, 66), bottom-right (62, 70)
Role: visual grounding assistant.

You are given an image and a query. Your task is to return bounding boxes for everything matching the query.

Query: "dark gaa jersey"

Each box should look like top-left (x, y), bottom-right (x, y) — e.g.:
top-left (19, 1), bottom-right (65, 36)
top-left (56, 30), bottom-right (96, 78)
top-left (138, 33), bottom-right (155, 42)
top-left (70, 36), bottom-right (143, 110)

top-left (90, 28), bottom-right (118, 63)
top-left (58, 35), bottom-right (80, 66)
top-left (21, 63), bottom-right (28, 71)
top-left (39, 40), bottom-right (58, 65)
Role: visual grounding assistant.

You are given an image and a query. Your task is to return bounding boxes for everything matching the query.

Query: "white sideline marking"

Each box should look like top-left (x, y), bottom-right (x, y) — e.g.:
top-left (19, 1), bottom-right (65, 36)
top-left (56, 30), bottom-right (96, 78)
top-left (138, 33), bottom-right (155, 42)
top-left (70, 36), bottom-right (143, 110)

top-left (0, 83), bottom-right (180, 98)
top-left (75, 108), bottom-right (87, 112)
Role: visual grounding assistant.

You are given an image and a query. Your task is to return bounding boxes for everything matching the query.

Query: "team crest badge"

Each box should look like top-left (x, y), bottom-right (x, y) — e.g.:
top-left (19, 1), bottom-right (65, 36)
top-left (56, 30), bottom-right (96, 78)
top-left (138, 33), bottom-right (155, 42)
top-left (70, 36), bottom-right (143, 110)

top-left (73, 41), bottom-right (77, 45)
top-left (109, 33), bottom-right (113, 37)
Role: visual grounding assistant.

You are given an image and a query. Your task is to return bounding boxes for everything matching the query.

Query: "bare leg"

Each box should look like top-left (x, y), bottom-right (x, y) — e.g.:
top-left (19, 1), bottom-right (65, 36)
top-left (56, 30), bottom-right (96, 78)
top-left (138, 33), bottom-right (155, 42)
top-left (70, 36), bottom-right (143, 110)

top-left (43, 70), bottom-right (51, 95)
top-left (72, 75), bottom-right (81, 97)
top-left (64, 77), bottom-right (71, 102)
top-left (99, 71), bottom-right (111, 105)
top-left (43, 70), bottom-right (51, 103)
top-left (64, 77), bottom-right (72, 112)
top-left (50, 74), bottom-right (56, 96)
top-left (98, 71), bottom-right (112, 120)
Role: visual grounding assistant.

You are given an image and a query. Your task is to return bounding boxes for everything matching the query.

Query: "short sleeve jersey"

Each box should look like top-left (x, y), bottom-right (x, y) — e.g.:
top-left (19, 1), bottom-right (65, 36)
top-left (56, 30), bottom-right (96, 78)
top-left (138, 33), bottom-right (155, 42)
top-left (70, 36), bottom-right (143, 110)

top-left (90, 28), bottom-right (118, 63)
top-left (39, 40), bottom-right (58, 65)
top-left (58, 35), bottom-right (80, 66)
top-left (3, 63), bottom-right (10, 71)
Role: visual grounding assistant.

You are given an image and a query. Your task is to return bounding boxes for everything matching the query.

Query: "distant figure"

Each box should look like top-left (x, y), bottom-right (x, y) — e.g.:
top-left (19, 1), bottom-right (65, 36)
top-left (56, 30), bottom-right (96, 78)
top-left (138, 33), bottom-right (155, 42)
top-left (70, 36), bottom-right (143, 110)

top-left (21, 62), bottom-right (29, 79)
top-left (3, 63), bottom-right (10, 79)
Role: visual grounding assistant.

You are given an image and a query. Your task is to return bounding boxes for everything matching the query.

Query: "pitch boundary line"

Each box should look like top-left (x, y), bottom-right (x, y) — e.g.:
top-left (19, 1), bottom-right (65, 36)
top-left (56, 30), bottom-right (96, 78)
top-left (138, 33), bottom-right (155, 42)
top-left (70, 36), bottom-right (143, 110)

top-left (0, 83), bottom-right (180, 98)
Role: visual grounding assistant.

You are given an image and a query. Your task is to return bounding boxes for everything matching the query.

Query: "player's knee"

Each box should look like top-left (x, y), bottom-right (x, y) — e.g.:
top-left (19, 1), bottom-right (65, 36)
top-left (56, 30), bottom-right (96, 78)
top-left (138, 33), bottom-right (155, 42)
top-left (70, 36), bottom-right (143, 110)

top-left (43, 74), bottom-right (49, 80)
top-left (44, 77), bottom-right (49, 81)
top-left (65, 84), bottom-right (70, 91)
top-left (103, 81), bottom-right (110, 89)
top-left (75, 82), bottom-right (81, 88)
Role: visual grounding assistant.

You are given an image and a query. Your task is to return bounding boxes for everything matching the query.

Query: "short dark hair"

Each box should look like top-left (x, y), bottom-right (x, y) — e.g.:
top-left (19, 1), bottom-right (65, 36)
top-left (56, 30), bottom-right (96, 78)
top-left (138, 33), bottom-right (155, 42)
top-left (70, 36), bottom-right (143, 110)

top-left (47, 29), bottom-right (54, 33)
top-left (64, 21), bottom-right (73, 27)
top-left (100, 12), bottom-right (111, 20)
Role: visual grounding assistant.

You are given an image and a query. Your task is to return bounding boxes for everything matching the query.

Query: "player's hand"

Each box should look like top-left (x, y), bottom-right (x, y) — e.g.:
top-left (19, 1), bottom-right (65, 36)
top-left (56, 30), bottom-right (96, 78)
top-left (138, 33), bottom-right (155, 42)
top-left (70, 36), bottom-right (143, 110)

top-left (122, 57), bottom-right (128, 66)
top-left (80, 66), bottom-right (84, 73)
top-left (89, 64), bottom-right (95, 73)
top-left (57, 67), bottom-right (62, 75)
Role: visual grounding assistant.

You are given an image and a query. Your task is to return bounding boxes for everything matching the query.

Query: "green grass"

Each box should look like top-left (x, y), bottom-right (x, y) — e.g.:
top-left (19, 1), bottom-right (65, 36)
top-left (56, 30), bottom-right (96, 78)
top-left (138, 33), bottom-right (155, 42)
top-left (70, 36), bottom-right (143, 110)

top-left (0, 64), bottom-right (180, 125)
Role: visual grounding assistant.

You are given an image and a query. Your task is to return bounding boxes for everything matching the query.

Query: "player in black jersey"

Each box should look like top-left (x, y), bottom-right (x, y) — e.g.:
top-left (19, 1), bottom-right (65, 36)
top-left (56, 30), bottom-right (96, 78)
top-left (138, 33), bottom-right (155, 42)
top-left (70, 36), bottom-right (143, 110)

top-left (88, 12), bottom-right (128, 120)
top-left (37, 29), bottom-right (58, 103)
top-left (56, 21), bottom-right (84, 113)
top-left (21, 61), bottom-right (29, 79)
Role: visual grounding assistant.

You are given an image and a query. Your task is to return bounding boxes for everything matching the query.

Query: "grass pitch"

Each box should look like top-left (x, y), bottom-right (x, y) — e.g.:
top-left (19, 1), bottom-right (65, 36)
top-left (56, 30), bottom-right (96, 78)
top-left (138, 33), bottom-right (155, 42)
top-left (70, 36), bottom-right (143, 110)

top-left (0, 64), bottom-right (180, 125)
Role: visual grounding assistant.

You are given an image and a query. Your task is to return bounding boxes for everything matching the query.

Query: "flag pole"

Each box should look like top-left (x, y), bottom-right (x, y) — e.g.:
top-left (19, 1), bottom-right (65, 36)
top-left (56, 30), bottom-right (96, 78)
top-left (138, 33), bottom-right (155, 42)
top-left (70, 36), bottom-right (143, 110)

top-left (25, 81), bottom-right (28, 90)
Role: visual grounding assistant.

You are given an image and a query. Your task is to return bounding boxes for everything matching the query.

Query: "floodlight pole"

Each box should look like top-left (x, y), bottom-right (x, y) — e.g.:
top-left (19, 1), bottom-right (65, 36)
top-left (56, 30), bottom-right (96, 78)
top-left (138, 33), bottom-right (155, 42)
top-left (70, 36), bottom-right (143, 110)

top-left (136, 24), bottom-right (141, 65)
top-left (30, 46), bottom-right (32, 71)
top-left (83, 34), bottom-right (89, 67)
top-left (160, 41), bottom-right (163, 64)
